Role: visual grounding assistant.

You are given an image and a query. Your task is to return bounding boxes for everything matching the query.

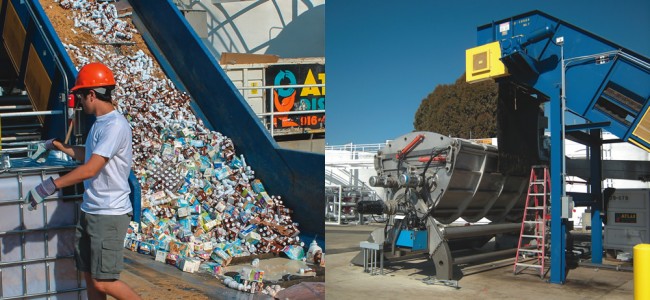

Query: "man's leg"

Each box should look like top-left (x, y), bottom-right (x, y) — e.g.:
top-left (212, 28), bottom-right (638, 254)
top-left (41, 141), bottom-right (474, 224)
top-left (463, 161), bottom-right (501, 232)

top-left (77, 214), bottom-right (105, 299)
top-left (90, 278), bottom-right (141, 300)
top-left (83, 272), bottom-right (106, 300)
top-left (85, 213), bottom-right (140, 300)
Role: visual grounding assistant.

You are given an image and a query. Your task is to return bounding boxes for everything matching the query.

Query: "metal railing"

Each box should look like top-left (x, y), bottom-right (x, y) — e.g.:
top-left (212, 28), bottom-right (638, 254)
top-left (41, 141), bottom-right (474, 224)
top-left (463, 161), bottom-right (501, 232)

top-left (325, 185), bottom-right (344, 225)
top-left (0, 111), bottom-right (63, 151)
top-left (0, 110), bottom-right (63, 118)
top-left (325, 184), bottom-right (381, 225)
top-left (325, 168), bottom-right (350, 186)
top-left (0, 105), bottom-right (32, 111)
top-left (325, 142), bottom-right (388, 153)
top-left (325, 142), bottom-right (387, 225)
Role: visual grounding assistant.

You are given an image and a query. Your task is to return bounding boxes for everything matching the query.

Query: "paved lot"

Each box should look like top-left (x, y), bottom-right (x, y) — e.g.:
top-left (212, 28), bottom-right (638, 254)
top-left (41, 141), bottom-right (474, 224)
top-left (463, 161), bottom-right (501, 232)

top-left (325, 224), bottom-right (634, 300)
top-left (111, 224), bottom-right (634, 299)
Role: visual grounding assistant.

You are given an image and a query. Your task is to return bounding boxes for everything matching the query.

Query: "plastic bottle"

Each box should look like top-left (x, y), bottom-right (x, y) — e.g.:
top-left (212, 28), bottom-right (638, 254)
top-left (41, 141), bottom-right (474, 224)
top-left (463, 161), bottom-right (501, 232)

top-left (307, 239), bottom-right (322, 263)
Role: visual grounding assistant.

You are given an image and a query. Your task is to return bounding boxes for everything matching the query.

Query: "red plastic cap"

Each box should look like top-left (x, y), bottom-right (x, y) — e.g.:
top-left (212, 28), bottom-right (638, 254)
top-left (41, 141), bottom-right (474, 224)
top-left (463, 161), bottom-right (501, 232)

top-left (67, 93), bottom-right (75, 108)
top-left (71, 62), bottom-right (116, 91)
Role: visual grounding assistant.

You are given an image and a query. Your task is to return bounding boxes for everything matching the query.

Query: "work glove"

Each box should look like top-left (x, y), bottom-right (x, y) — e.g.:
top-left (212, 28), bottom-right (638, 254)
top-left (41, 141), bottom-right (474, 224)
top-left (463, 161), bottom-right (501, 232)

top-left (25, 177), bottom-right (57, 211)
top-left (44, 139), bottom-right (58, 151)
top-left (29, 139), bottom-right (59, 163)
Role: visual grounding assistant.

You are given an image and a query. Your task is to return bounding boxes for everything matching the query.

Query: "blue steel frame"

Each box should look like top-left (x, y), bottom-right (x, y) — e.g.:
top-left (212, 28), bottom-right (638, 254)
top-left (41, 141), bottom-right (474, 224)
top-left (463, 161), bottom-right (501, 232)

top-left (549, 82), bottom-right (566, 283)
top-left (589, 129), bottom-right (603, 264)
top-left (476, 10), bottom-right (650, 284)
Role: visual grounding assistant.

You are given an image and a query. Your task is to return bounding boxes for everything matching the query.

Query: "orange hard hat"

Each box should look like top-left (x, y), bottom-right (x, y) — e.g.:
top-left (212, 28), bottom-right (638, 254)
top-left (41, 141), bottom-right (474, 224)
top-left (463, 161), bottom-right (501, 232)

top-left (71, 62), bottom-right (116, 91)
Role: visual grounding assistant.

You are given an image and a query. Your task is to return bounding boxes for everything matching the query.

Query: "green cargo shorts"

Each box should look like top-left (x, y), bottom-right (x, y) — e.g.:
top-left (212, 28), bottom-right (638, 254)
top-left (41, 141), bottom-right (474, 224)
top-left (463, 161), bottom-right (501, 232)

top-left (74, 211), bottom-right (131, 280)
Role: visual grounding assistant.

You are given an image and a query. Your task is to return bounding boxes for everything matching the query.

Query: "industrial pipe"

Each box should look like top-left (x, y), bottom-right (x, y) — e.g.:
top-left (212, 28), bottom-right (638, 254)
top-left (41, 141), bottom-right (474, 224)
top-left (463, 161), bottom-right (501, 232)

top-left (0, 105), bottom-right (33, 110)
top-left (369, 176), bottom-right (398, 188)
top-left (521, 26), bottom-right (555, 46)
top-left (443, 223), bottom-right (523, 240)
top-left (453, 248), bottom-right (518, 265)
top-left (578, 261), bottom-right (632, 272)
top-left (0, 111), bottom-right (63, 118)
top-left (357, 200), bottom-right (386, 215)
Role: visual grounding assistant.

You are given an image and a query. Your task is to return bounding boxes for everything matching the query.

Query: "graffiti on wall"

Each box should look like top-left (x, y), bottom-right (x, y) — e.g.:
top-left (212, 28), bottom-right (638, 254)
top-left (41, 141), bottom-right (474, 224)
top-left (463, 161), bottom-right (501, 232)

top-left (266, 64), bottom-right (325, 131)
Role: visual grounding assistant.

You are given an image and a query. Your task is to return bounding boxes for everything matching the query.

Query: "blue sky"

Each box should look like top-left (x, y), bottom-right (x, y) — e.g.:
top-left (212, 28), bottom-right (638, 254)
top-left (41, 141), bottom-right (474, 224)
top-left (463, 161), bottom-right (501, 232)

top-left (325, 0), bottom-right (650, 145)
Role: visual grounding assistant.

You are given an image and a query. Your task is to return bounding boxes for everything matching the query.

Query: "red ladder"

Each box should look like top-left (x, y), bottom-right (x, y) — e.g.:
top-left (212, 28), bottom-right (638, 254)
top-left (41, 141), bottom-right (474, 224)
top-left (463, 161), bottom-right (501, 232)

top-left (513, 165), bottom-right (550, 278)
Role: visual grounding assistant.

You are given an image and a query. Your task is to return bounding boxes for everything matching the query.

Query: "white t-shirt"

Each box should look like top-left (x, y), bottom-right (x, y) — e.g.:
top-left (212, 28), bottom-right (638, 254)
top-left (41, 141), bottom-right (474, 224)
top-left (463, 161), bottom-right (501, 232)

top-left (82, 110), bottom-right (133, 215)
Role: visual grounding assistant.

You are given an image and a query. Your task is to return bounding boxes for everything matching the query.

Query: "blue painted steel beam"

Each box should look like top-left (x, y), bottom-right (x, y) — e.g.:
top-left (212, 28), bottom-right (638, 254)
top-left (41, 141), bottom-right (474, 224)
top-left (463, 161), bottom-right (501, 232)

top-left (567, 131), bottom-right (600, 146)
top-left (476, 10), bottom-right (650, 284)
top-left (590, 129), bottom-right (603, 264)
top-left (602, 139), bottom-right (625, 144)
top-left (565, 125), bottom-right (603, 266)
top-left (128, 171), bottom-right (142, 223)
top-left (550, 93), bottom-right (566, 284)
top-left (565, 122), bottom-right (611, 132)
top-left (477, 11), bottom-right (650, 144)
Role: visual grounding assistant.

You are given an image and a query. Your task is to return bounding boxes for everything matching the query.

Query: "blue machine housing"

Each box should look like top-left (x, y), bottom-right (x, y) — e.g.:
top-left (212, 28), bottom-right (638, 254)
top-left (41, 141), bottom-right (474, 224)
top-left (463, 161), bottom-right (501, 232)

top-left (396, 230), bottom-right (428, 251)
top-left (477, 10), bottom-right (650, 149)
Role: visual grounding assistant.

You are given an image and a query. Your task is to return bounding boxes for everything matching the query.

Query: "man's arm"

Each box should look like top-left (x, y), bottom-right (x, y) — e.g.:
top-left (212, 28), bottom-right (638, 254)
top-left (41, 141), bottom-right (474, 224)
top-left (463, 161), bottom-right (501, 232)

top-left (53, 154), bottom-right (108, 189)
top-left (51, 140), bottom-right (86, 162)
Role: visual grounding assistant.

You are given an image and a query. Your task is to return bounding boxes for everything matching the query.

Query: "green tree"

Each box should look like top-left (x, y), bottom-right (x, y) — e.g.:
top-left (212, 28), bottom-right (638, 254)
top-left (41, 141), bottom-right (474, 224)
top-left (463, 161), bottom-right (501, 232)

top-left (414, 73), bottom-right (498, 138)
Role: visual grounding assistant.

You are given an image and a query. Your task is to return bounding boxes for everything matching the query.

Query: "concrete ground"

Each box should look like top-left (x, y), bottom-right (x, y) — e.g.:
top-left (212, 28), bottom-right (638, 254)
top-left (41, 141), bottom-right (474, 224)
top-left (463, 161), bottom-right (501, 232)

top-left (325, 224), bottom-right (634, 300)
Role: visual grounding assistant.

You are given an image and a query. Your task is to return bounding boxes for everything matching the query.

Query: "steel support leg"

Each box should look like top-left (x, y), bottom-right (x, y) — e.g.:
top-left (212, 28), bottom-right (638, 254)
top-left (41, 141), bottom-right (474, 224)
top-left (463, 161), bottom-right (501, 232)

top-left (427, 216), bottom-right (454, 280)
top-left (550, 94), bottom-right (567, 284)
top-left (363, 248), bottom-right (368, 272)
top-left (371, 247), bottom-right (376, 274)
top-left (590, 129), bottom-right (603, 264)
top-left (380, 249), bottom-right (384, 275)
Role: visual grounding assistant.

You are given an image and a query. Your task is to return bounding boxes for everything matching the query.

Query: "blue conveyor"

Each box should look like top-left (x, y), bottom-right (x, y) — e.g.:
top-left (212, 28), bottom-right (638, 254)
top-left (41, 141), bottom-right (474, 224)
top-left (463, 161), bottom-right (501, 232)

top-left (474, 11), bottom-right (650, 147)
top-left (1, 0), bottom-right (323, 243)
top-left (468, 10), bottom-right (649, 283)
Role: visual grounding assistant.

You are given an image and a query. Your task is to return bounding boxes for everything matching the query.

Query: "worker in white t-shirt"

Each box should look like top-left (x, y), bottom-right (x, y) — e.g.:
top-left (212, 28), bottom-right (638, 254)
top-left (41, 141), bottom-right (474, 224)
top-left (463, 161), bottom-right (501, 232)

top-left (26, 62), bottom-right (140, 300)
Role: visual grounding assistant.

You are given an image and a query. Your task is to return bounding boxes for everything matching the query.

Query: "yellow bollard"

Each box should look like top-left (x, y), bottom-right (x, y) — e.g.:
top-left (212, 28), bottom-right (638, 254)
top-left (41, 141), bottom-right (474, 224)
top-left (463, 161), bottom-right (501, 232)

top-left (634, 244), bottom-right (650, 300)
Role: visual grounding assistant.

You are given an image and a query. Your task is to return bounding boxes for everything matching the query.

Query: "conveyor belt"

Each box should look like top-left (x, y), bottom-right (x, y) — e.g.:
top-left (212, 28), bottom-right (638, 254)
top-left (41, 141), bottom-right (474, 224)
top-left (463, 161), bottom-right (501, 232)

top-left (0, 0), bottom-right (323, 241)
